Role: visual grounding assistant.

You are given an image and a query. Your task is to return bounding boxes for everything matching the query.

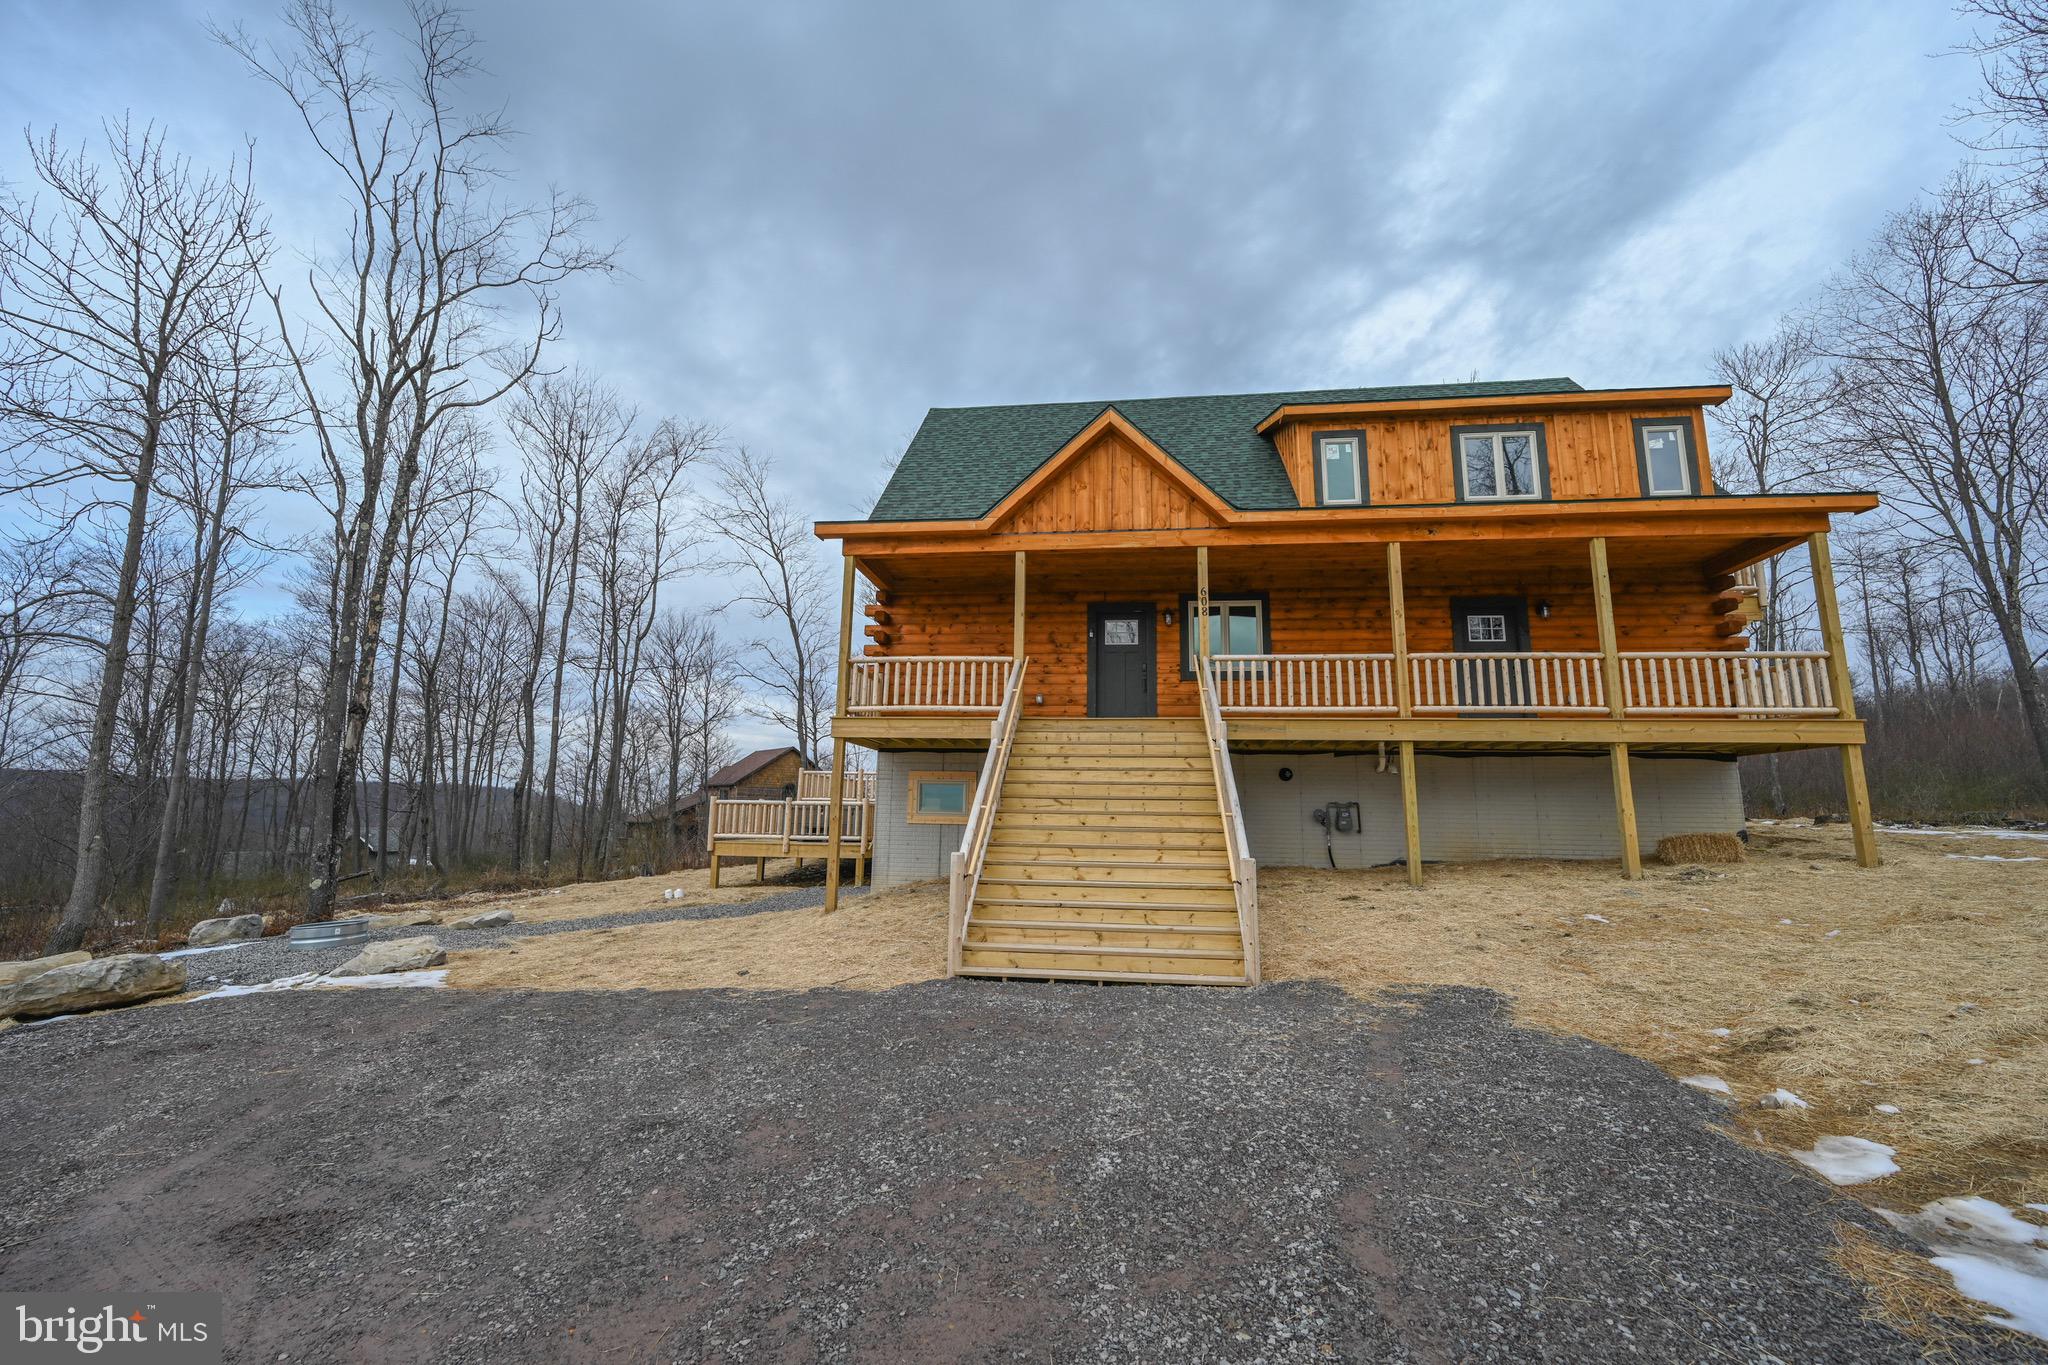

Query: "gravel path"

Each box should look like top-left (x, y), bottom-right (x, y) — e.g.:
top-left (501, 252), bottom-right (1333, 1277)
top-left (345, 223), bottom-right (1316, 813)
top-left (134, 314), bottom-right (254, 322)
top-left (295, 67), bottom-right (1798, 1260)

top-left (1, 978), bottom-right (2026, 1363)
top-left (169, 882), bottom-right (866, 990)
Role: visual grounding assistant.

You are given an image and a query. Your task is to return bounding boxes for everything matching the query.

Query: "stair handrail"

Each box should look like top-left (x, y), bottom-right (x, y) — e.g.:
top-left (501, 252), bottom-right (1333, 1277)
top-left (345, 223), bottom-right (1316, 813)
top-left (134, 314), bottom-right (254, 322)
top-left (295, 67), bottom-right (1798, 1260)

top-left (948, 657), bottom-right (1030, 975)
top-left (1198, 660), bottom-right (1260, 983)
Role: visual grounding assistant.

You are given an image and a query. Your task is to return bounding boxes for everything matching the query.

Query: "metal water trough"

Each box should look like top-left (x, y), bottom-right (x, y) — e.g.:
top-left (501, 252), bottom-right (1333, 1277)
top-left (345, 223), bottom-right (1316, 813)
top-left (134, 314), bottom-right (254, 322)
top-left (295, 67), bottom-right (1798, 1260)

top-left (286, 916), bottom-right (370, 950)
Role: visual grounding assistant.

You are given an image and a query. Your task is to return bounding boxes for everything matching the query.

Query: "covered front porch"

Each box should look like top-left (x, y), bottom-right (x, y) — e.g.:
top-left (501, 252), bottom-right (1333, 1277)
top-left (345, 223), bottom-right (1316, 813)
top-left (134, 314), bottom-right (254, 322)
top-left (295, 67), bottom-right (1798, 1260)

top-left (818, 507), bottom-right (1880, 910)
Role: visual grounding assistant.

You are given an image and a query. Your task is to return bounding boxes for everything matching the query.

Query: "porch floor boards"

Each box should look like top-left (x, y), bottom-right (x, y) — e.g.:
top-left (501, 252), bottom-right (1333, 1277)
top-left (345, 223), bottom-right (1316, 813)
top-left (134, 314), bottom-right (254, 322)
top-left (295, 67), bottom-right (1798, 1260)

top-left (959, 717), bottom-right (1249, 986)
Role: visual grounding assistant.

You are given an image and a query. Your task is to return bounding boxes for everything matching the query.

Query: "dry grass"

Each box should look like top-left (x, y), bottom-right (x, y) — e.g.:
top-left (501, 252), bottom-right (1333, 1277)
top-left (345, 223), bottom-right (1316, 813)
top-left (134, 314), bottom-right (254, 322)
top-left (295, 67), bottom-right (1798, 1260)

top-left (480, 859), bottom-right (821, 927)
top-left (446, 880), bottom-right (949, 993)
top-left (1830, 1222), bottom-right (2003, 1351)
top-left (1654, 831), bottom-right (1745, 864)
top-left (1261, 822), bottom-right (2048, 1211)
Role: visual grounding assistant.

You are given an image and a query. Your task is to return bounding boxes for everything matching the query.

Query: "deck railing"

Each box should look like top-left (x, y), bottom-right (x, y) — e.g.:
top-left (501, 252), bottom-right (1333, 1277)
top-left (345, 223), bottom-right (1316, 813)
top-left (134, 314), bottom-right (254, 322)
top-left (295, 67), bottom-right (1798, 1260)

top-left (846, 655), bottom-right (1014, 712)
top-left (1619, 650), bottom-right (1835, 715)
top-left (795, 769), bottom-right (877, 801)
top-left (1205, 649), bottom-right (1842, 719)
top-left (1409, 651), bottom-right (1609, 714)
top-left (948, 658), bottom-right (1030, 976)
top-left (709, 764), bottom-right (873, 851)
top-left (1208, 653), bottom-right (1398, 713)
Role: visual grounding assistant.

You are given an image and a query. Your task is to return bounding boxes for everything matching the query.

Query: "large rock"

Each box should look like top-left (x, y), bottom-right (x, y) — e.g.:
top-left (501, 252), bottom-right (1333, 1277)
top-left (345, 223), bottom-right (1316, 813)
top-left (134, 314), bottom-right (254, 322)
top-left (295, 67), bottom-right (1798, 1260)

top-left (187, 913), bottom-right (265, 947)
top-left (362, 909), bottom-right (440, 932)
top-left (329, 936), bottom-right (445, 978)
top-left (0, 954), bottom-right (186, 1020)
top-left (447, 909), bottom-right (513, 930)
top-left (0, 951), bottom-right (91, 988)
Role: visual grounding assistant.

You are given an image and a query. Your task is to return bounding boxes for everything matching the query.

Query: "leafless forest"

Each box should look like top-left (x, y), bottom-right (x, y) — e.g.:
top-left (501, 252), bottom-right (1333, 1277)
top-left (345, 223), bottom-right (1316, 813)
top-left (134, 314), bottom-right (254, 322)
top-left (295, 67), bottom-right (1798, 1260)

top-left (5, 3), bottom-right (2048, 954)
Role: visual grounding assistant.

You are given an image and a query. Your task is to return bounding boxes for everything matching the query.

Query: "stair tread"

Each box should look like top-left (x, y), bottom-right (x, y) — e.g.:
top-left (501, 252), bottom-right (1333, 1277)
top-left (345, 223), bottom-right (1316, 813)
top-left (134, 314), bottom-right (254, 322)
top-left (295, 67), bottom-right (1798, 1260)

top-left (966, 917), bottom-right (1241, 935)
top-left (965, 940), bottom-right (1244, 961)
top-left (972, 894), bottom-right (1238, 912)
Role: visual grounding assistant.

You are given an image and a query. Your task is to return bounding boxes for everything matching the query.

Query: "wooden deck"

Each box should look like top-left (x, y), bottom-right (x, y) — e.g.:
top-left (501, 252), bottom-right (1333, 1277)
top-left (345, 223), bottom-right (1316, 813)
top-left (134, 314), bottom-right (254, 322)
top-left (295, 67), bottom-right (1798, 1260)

top-left (707, 775), bottom-right (875, 887)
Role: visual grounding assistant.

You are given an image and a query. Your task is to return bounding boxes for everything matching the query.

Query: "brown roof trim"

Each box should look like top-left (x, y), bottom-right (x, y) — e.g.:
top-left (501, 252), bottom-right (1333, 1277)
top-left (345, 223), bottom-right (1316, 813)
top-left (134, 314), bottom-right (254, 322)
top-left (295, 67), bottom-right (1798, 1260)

top-left (1251, 385), bottom-right (1734, 435)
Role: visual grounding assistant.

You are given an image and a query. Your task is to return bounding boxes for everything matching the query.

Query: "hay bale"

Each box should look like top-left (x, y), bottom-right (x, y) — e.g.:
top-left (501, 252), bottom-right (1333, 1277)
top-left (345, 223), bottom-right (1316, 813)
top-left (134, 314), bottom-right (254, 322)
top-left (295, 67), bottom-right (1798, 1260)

top-left (1655, 832), bottom-right (1745, 865)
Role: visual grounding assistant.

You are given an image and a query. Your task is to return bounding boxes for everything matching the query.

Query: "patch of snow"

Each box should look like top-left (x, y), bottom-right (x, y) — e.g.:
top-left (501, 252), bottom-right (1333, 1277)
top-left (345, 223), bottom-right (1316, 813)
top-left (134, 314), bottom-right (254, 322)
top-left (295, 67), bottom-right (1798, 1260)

top-left (1875, 1104), bottom-right (1901, 1115)
top-left (1881, 823), bottom-right (2048, 842)
top-left (1680, 1075), bottom-right (1731, 1095)
top-left (1583, 914), bottom-right (1609, 924)
top-left (2030, 1205), bottom-right (2048, 1216)
top-left (1761, 1088), bottom-right (1810, 1109)
top-left (1945, 853), bottom-right (2045, 863)
top-left (191, 969), bottom-right (448, 1001)
top-left (161, 942), bottom-right (255, 959)
top-left (1791, 1135), bottom-right (1898, 1185)
top-left (1778, 918), bottom-right (1795, 926)
top-left (1826, 929), bottom-right (1841, 938)
top-left (1880, 1197), bottom-right (2048, 1343)
top-left (1708, 1027), bottom-right (1732, 1037)
top-left (1968, 1058), bottom-right (1988, 1066)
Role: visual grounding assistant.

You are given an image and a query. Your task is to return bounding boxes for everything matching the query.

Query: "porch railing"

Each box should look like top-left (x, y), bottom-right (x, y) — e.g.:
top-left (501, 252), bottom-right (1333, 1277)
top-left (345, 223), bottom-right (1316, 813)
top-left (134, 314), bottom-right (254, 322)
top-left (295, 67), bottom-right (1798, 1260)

top-left (1409, 651), bottom-right (1609, 714)
top-left (1209, 653), bottom-right (1398, 713)
top-left (1619, 650), bottom-right (1835, 715)
top-left (846, 655), bottom-right (1014, 712)
top-left (1205, 649), bottom-right (1841, 719)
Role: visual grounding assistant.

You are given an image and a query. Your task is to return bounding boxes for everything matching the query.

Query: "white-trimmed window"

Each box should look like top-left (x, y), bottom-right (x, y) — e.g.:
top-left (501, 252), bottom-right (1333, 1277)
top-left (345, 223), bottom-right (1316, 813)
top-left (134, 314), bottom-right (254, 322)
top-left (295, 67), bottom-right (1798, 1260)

top-left (1184, 598), bottom-right (1266, 676)
top-left (907, 771), bottom-right (974, 825)
top-left (1316, 432), bottom-right (1364, 505)
top-left (1457, 428), bottom-right (1543, 501)
top-left (1636, 421), bottom-right (1695, 496)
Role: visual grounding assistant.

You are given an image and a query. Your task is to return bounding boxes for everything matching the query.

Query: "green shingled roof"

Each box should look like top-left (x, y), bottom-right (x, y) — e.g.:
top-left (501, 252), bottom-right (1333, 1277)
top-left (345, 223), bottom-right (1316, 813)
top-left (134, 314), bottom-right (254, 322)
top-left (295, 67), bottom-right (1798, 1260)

top-left (869, 378), bottom-right (1585, 521)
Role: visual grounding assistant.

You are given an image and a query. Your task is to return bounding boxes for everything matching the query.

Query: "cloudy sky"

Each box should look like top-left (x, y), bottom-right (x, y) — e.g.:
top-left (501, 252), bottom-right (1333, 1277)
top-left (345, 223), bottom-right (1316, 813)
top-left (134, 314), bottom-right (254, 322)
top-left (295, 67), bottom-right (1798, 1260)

top-left (0, 0), bottom-right (1997, 742)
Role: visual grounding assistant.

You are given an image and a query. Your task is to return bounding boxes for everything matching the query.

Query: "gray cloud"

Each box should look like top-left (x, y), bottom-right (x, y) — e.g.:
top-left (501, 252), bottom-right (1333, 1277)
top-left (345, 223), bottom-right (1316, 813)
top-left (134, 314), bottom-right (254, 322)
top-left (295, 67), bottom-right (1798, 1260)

top-left (0, 0), bottom-right (1990, 741)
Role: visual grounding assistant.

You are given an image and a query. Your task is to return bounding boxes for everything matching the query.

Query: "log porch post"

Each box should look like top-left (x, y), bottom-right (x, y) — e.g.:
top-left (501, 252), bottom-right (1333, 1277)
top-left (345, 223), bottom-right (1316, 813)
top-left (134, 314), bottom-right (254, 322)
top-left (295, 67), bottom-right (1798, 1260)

top-left (1013, 551), bottom-right (1027, 663)
top-left (1590, 537), bottom-right (1642, 879)
top-left (1808, 530), bottom-right (1879, 867)
top-left (1196, 546), bottom-right (1211, 667)
top-left (1387, 543), bottom-right (1422, 885)
top-left (823, 554), bottom-right (856, 911)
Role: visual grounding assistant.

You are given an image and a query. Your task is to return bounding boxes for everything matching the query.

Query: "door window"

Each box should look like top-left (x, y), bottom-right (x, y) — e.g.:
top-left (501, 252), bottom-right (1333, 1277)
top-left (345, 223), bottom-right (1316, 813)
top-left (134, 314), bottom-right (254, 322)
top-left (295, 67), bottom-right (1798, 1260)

top-left (1466, 614), bottom-right (1508, 645)
top-left (1102, 618), bottom-right (1140, 647)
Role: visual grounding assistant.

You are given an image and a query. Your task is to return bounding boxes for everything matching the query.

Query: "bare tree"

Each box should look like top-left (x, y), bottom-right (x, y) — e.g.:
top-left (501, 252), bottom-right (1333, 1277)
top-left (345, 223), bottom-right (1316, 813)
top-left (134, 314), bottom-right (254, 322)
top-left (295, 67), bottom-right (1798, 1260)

top-left (501, 371), bottom-right (628, 869)
top-left (1822, 176), bottom-right (2048, 785)
top-left (706, 450), bottom-right (833, 765)
top-left (142, 288), bottom-right (288, 934)
top-left (0, 121), bottom-right (267, 953)
top-left (583, 418), bottom-right (714, 871)
top-left (220, 0), bottom-right (612, 919)
top-left (1709, 321), bottom-right (1835, 814)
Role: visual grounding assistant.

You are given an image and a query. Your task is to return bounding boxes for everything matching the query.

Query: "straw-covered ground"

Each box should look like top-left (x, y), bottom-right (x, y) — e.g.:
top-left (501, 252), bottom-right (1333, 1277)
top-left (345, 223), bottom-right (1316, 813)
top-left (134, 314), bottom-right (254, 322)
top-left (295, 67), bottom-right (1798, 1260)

top-left (438, 821), bottom-right (2048, 1342)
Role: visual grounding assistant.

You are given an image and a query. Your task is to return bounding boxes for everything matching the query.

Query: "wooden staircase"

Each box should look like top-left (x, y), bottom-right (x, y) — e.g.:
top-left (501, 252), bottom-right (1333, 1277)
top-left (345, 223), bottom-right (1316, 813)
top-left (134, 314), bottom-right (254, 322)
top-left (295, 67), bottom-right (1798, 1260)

top-left (957, 717), bottom-right (1249, 985)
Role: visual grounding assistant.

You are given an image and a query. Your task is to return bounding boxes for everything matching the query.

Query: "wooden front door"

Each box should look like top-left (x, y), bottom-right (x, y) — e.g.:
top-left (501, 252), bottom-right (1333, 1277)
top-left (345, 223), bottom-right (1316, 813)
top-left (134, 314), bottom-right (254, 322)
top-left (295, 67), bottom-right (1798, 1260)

top-left (1088, 602), bottom-right (1156, 717)
top-left (1449, 595), bottom-right (1532, 714)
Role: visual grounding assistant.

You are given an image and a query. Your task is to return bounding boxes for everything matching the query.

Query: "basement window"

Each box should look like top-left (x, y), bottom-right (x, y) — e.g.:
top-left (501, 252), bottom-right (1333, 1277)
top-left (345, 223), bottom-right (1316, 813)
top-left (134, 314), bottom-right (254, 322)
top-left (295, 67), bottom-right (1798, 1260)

top-left (1634, 419), bottom-right (1698, 497)
top-left (1315, 431), bottom-right (1366, 506)
top-left (907, 771), bottom-right (974, 825)
top-left (1453, 425), bottom-right (1547, 502)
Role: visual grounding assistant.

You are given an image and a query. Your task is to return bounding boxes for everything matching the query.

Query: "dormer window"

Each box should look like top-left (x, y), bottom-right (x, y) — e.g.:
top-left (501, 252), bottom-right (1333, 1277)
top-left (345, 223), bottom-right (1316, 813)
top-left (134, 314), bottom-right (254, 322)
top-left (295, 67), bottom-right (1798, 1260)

top-left (1633, 418), bottom-right (1698, 497)
top-left (1315, 431), bottom-right (1366, 506)
top-left (1452, 424), bottom-right (1548, 502)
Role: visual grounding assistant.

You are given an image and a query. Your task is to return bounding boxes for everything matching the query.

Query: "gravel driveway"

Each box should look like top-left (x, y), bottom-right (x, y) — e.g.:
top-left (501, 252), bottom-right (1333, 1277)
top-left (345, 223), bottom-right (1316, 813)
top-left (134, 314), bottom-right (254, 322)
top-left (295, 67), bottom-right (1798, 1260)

top-left (0, 978), bottom-right (2026, 1363)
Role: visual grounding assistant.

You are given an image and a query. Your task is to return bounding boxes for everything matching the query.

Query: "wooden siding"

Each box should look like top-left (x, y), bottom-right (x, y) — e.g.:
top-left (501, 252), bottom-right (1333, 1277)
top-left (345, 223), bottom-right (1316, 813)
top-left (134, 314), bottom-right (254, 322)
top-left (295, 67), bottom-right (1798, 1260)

top-left (865, 553), bottom-right (1740, 718)
top-left (998, 427), bottom-right (1224, 533)
top-left (1275, 407), bottom-right (1715, 507)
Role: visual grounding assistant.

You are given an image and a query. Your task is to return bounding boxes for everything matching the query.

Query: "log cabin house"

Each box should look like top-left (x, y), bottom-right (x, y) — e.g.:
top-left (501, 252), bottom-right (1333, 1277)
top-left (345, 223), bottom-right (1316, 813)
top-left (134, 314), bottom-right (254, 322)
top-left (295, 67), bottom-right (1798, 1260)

top-left (803, 377), bottom-right (1879, 987)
